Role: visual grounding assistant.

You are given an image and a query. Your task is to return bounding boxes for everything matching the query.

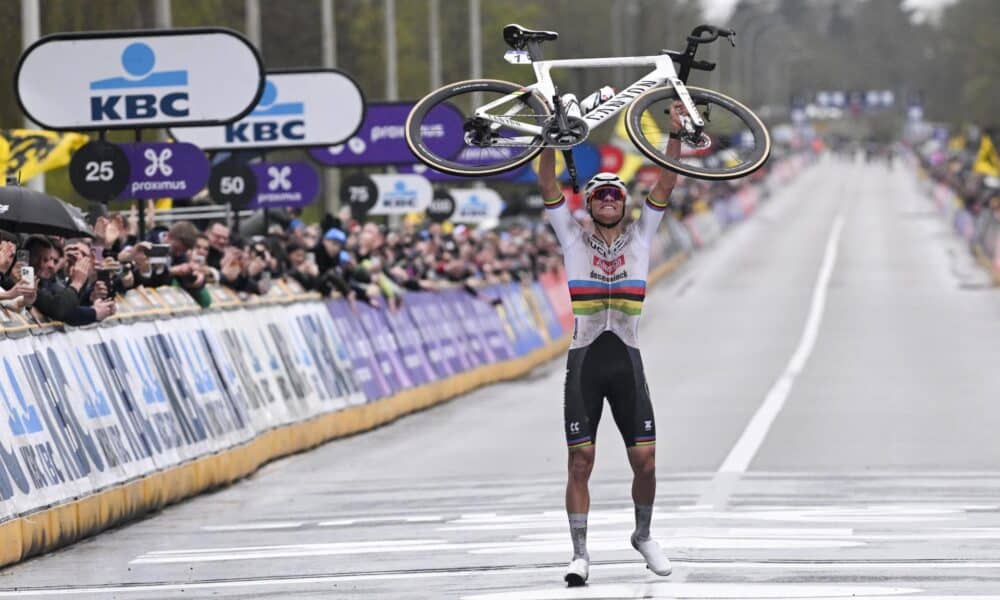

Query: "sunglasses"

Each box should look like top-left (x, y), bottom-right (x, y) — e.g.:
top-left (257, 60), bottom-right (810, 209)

top-left (591, 187), bottom-right (625, 202)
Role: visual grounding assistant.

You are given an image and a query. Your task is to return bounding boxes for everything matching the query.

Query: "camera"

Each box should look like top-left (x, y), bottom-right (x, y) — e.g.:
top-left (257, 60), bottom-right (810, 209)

top-left (96, 266), bottom-right (119, 285)
top-left (20, 265), bottom-right (34, 286)
top-left (148, 244), bottom-right (170, 266)
top-left (252, 244), bottom-right (269, 260)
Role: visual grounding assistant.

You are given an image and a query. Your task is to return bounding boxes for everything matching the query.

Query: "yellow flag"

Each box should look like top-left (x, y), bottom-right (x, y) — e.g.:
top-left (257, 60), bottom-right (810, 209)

top-left (973, 134), bottom-right (1000, 177)
top-left (0, 129), bottom-right (89, 184)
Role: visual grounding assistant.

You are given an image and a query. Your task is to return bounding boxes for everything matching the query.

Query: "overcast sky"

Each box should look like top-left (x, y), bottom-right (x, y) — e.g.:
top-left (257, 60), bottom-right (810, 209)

top-left (700, 0), bottom-right (957, 23)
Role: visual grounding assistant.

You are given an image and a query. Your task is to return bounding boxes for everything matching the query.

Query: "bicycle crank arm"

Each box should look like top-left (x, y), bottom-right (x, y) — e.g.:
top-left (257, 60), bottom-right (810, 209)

top-left (562, 149), bottom-right (579, 194)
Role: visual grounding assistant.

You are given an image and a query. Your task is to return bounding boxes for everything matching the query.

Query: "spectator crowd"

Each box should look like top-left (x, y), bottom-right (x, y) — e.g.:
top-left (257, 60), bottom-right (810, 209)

top-left (0, 202), bottom-right (570, 326)
top-left (0, 158), bottom-right (782, 327)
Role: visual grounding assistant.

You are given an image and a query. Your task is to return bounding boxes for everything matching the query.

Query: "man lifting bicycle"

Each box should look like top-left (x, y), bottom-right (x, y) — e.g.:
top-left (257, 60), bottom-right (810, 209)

top-left (538, 101), bottom-right (685, 586)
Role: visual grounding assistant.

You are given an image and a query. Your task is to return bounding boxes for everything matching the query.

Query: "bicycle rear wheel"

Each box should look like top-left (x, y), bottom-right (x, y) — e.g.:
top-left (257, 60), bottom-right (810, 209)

top-left (406, 79), bottom-right (550, 177)
top-left (625, 85), bottom-right (771, 180)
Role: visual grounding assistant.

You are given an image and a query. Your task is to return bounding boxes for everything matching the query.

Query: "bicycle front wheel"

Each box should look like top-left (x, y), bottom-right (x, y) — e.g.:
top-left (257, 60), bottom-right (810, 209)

top-left (406, 79), bottom-right (550, 177)
top-left (625, 86), bottom-right (771, 180)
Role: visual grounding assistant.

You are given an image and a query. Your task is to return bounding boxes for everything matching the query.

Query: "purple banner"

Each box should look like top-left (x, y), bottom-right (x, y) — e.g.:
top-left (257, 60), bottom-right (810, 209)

top-left (404, 292), bottom-right (456, 379)
top-left (528, 282), bottom-right (564, 342)
top-left (118, 142), bottom-right (210, 199)
top-left (421, 294), bottom-right (473, 374)
top-left (441, 290), bottom-right (490, 367)
top-left (354, 302), bottom-right (409, 393)
top-left (250, 161), bottom-right (320, 209)
top-left (325, 299), bottom-right (391, 401)
top-left (490, 283), bottom-right (543, 357)
top-left (383, 306), bottom-right (437, 386)
top-left (309, 101), bottom-right (465, 166)
top-left (473, 292), bottom-right (516, 361)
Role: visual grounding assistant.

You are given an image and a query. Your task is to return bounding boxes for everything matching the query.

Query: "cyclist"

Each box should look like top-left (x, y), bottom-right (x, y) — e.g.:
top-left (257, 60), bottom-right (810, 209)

top-left (539, 101), bottom-right (685, 586)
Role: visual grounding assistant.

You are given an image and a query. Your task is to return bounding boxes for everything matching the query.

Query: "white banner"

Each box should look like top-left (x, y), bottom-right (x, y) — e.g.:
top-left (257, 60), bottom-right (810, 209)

top-left (449, 188), bottom-right (506, 223)
top-left (369, 174), bottom-right (433, 215)
top-left (171, 70), bottom-right (365, 150)
top-left (16, 29), bottom-right (263, 130)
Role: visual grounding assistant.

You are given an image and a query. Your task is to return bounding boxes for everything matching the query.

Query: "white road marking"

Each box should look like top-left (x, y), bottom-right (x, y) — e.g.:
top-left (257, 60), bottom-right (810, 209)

top-left (130, 535), bottom-right (862, 564)
top-left (462, 582), bottom-right (920, 600)
top-left (438, 504), bottom-right (972, 532)
top-left (11, 561), bottom-right (1000, 598)
top-left (318, 515), bottom-right (443, 526)
top-left (467, 538), bottom-right (863, 554)
top-left (202, 521), bottom-right (305, 531)
top-left (718, 214), bottom-right (847, 473)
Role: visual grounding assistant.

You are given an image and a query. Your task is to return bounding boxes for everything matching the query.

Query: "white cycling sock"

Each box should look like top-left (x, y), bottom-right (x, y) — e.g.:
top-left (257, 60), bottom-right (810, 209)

top-left (633, 503), bottom-right (653, 541)
top-left (568, 513), bottom-right (589, 559)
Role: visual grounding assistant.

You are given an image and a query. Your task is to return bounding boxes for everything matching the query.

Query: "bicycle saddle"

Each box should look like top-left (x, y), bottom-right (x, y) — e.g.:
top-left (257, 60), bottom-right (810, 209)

top-left (503, 24), bottom-right (559, 50)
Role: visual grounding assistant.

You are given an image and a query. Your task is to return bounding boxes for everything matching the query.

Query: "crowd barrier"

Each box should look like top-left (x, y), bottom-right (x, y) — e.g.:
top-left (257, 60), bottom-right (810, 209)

top-left (910, 154), bottom-right (1000, 283)
top-left (0, 155), bottom-right (804, 568)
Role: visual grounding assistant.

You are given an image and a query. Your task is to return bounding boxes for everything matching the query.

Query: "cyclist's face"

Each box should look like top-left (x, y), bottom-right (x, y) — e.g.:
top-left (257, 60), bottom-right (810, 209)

top-left (589, 187), bottom-right (625, 224)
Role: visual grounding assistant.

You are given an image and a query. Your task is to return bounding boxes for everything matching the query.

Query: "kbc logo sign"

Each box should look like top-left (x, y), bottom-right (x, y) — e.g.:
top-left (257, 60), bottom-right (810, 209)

top-left (89, 42), bottom-right (189, 121)
top-left (225, 80), bottom-right (305, 143)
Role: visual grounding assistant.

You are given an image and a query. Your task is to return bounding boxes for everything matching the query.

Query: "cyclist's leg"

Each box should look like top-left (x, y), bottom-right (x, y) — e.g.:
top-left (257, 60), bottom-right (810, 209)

top-left (563, 344), bottom-right (604, 575)
top-left (564, 345), bottom-right (603, 511)
top-left (607, 343), bottom-right (671, 575)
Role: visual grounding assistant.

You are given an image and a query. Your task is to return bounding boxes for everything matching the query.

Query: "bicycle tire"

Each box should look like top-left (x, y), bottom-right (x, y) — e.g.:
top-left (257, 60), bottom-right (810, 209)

top-left (625, 85), bottom-right (771, 181)
top-left (405, 79), bottom-right (550, 177)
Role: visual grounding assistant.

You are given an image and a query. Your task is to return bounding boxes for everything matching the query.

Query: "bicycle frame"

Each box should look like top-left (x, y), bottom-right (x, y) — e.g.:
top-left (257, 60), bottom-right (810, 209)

top-left (473, 52), bottom-right (705, 146)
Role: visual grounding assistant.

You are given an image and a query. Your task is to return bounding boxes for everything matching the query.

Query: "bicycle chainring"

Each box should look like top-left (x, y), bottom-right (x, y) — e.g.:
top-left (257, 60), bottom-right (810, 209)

top-left (543, 116), bottom-right (590, 149)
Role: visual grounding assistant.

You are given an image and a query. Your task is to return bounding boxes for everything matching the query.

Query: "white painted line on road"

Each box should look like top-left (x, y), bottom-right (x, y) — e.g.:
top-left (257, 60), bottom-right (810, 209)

top-left (718, 214), bottom-right (846, 474)
top-left (462, 582), bottom-right (921, 600)
top-left (141, 539), bottom-right (441, 556)
top-left (318, 515), bottom-right (443, 526)
top-left (6, 560), bottom-right (1000, 597)
top-left (202, 521), bottom-right (305, 532)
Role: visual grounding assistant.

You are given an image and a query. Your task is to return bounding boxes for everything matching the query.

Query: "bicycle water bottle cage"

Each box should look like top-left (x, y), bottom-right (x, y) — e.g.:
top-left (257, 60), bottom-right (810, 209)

top-left (502, 24), bottom-right (559, 50)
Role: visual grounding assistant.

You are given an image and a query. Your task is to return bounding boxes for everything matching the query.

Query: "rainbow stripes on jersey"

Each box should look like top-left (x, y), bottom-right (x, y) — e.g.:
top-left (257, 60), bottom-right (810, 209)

top-left (645, 195), bottom-right (669, 212)
top-left (568, 279), bottom-right (646, 316)
top-left (544, 195), bottom-right (565, 210)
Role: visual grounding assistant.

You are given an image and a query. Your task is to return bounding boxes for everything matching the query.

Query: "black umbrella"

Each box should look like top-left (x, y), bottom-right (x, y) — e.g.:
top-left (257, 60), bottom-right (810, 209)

top-left (0, 185), bottom-right (94, 238)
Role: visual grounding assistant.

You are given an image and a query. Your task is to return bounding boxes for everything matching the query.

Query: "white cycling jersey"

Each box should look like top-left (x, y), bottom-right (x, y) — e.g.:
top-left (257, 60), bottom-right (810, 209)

top-left (545, 193), bottom-right (669, 350)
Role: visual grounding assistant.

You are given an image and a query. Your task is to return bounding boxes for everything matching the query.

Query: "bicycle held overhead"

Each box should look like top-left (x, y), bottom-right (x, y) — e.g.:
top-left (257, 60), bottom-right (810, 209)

top-left (406, 23), bottom-right (771, 184)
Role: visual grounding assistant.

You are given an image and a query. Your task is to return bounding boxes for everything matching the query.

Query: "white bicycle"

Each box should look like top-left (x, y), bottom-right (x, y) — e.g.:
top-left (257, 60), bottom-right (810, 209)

top-left (406, 24), bottom-right (771, 182)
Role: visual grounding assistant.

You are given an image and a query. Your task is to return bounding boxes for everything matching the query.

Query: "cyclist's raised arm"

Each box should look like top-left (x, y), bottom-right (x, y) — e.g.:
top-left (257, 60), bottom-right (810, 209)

top-left (539, 148), bottom-right (581, 245)
top-left (638, 102), bottom-right (684, 243)
top-left (539, 148), bottom-right (561, 201)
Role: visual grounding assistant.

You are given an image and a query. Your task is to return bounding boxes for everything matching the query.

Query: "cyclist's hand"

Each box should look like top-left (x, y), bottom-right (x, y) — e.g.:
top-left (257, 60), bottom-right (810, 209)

top-left (668, 101), bottom-right (687, 133)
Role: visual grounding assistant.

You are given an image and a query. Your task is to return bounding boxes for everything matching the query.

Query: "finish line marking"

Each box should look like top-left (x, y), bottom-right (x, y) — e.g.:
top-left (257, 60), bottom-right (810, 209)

top-left (13, 559), bottom-right (1000, 597)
